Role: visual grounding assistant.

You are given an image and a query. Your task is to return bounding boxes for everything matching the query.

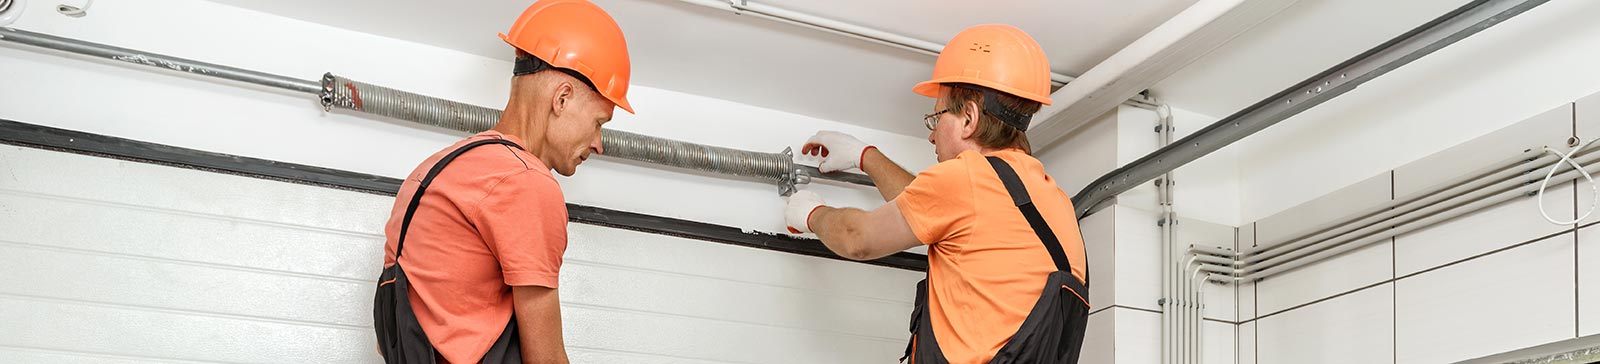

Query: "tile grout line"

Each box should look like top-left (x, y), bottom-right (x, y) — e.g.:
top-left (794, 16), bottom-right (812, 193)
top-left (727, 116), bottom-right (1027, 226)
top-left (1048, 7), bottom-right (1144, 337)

top-left (1574, 103), bottom-right (1582, 340)
top-left (1235, 223), bottom-right (1243, 364)
top-left (1392, 170), bottom-right (1398, 364)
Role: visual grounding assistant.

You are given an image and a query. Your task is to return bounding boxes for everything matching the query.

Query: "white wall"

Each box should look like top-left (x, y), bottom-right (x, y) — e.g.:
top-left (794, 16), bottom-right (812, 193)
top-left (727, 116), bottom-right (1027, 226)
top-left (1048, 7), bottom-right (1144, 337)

top-left (0, 0), bottom-right (940, 362)
top-left (1041, 103), bottom-right (1242, 364)
top-left (1102, 1), bottom-right (1600, 360)
top-left (1204, 1), bottom-right (1600, 362)
top-left (1231, 0), bottom-right (1600, 223)
top-left (1044, 103), bottom-right (1241, 227)
top-left (1231, 91), bottom-right (1600, 364)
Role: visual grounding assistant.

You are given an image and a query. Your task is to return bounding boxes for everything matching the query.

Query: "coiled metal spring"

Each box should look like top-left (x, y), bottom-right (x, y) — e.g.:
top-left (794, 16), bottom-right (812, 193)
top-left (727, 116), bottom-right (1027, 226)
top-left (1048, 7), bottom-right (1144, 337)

top-left (321, 73), bottom-right (499, 134)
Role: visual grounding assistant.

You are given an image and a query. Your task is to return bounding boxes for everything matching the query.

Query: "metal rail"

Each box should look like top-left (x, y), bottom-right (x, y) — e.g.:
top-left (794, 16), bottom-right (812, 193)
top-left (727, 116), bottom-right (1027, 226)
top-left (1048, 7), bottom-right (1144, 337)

top-left (1072, 0), bottom-right (1551, 218)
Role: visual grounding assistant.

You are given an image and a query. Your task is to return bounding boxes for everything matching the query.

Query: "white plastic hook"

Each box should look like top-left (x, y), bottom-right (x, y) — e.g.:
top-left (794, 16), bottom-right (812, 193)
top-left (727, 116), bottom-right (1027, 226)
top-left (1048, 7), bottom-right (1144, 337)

top-left (56, 0), bottom-right (88, 17)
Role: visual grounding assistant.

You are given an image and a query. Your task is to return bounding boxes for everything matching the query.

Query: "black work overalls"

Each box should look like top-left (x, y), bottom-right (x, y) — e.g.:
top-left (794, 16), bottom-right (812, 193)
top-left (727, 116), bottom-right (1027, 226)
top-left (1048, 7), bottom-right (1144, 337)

top-left (903, 157), bottom-right (1091, 364)
top-left (374, 139), bottom-right (525, 364)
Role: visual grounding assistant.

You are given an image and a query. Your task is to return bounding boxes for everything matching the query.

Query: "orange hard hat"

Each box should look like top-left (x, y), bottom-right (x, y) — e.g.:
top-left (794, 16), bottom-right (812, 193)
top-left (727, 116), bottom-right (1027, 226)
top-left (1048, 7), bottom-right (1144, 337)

top-left (913, 24), bottom-right (1053, 106)
top-left (499, 0), bottom-right (634, 113)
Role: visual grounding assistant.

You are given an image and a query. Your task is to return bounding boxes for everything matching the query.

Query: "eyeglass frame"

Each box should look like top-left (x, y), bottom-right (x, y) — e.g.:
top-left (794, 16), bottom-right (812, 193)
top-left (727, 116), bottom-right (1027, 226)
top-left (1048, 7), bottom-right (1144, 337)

top-left (923, 108), bottom-right (951, 131)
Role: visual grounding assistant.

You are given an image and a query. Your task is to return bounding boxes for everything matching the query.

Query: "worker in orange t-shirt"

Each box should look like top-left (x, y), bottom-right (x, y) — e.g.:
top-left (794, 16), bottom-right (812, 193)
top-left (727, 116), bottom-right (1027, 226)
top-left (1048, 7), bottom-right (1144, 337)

top-left (371, 1), bottom-right (634, 363)
top-left (785, 24), bottom-right (1091, 364)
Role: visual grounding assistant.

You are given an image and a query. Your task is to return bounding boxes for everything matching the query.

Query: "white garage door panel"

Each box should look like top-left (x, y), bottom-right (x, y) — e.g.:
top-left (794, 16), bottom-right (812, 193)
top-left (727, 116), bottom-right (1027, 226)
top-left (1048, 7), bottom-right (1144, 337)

top-left (565, 224), bottom-right (922, 305)
top-left (0, 192), bottom-right (384, 281)
top-left (562, 261), bottom-right (908, 340)
top-left (0, 144), bottom-right (922, 362)
top-left (0, 243), bottom-right (370, 327)
top-left (560, 304), bottom-right (902, 364)
top-left (0, 347), bottom-right (223, 364)
top-left (0, 146), bottom-right (392, 235)
top-left (567, 346), bottom-right (745, 364)
top-left (0, 296), bottom-right (377, 362)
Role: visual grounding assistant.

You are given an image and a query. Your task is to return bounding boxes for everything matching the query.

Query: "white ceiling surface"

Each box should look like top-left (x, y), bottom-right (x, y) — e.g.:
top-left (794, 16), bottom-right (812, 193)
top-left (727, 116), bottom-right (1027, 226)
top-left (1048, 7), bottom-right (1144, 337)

top-left (1152, 0), bottom-right (1475, 118)
top-left (203, 0), bottom-right (1197, 137)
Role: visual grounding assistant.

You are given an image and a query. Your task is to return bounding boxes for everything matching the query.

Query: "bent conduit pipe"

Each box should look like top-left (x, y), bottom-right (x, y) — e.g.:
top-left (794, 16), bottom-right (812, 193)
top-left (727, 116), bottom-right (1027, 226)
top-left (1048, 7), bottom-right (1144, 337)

top-left (0, 27), bottom-right (873, 196)
top-left (1235, 149), bottom-right (1561, 266)
top-left (1224, 158), bottom-right (1599, 280)
top-left (1241, 149), bottom-right (1559, 263)
top-left (1239, 148), bottom-right (1600, 275)
top-left (1198, 147), bottom-right (1600, 281)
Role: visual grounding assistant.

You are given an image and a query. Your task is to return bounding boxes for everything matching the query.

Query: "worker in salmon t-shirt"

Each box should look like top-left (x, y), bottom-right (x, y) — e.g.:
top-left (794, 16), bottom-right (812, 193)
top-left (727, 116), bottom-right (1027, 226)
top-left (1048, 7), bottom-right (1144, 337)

top-left (371, 1), bottom-right (635, 363)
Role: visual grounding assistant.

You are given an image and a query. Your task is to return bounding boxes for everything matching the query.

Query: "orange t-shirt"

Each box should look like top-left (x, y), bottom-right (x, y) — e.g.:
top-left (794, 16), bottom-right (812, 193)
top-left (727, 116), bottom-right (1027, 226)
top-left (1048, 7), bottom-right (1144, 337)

top-left (381, 131), bottom-right (568, 364)
top-left (894, 149), bottom-right (1089, 364)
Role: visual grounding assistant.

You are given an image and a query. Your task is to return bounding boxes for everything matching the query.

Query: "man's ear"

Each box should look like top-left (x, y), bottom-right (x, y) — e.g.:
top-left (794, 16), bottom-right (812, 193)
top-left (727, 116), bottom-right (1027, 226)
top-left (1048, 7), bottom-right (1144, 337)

top-left (960, 99), bottom-right (982, 139)
top-left (549, 81), bottom-right (575, 117)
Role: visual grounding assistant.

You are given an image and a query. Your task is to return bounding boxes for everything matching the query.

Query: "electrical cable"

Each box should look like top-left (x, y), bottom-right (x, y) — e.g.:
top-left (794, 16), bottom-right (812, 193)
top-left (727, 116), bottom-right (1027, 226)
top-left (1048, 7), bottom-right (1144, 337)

top-left (1537, 137), bottom-right (1600, 225)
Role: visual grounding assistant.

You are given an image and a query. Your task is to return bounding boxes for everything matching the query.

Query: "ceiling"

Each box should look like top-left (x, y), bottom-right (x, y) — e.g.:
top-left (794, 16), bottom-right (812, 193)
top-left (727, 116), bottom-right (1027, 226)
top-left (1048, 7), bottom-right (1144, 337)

top-left (204, 0), bottom-right (1197, 137)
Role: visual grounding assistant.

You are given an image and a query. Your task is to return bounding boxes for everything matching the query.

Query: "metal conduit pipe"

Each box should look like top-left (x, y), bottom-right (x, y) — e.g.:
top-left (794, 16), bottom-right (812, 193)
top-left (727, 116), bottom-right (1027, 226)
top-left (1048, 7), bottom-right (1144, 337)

top-left (1235, 147), bottom-right (1548, 255)
top-left (669, 0), bottom-right (1164, 113)
top-left (1192, 254), bottom-right (1233, 266)
top-left (1238, 173), bottom-right (1546, 276)
top-left (1195, 264), bottom-right (1238, 276)
top-left (1235, 150), bottom-right (1600, 276)
top-left (1188, 244), bottom-right (1235, 258)
top-left (672, 0), bottom-right (1076, 86)
top-left (1242, 162), bottom-right (1565, 267)
top-left (1241, 150), bottom-right (1571, 264)
top-left (1238, 180), bottom-right (1557, 281)
top-left (0, 27), bottom-right (873, 195)
top-left (1190, 262), bottom-right (1207, 364)
top-left (1153, 102), bottom-right (1175, 364)
top-left (0, 26), bottom-right (321, 94)
top-left (1194, 148), bottom-right (1600, 280)
top-left (1213, 153), bottom-right (1600, 281)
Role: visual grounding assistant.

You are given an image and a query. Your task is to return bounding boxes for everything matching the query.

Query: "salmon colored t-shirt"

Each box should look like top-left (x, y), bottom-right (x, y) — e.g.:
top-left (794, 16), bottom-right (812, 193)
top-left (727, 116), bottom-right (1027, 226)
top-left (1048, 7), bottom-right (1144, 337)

top-left (894, 149), bottom-right (1089, 364)
top-left (381, 131), bottom-right (568, 364)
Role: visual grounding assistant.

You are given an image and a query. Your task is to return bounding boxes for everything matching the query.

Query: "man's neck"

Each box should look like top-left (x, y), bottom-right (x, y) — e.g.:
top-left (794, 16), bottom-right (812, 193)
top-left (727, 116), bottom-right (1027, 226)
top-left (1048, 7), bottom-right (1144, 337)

top-left (491, 105), bottom-right (547, 159)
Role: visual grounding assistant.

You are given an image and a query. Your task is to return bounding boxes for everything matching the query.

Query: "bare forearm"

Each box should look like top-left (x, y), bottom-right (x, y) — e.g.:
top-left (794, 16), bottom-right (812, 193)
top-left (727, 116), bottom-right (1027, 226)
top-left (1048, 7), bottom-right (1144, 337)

top-left (802, 200), bottom-right (923, 261)
top-left (512, 286), bottom-right (570, 364)
top-left (808, 206), bottom-right (873, 260)
top-left (861, 148), bottom-right (915, 201)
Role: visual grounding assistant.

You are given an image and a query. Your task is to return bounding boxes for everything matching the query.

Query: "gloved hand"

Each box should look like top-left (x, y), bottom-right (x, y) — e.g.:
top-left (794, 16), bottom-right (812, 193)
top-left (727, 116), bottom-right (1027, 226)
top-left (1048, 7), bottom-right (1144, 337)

top-left (785, 190), bottom-right (826, 234)
top-left (801, 131), bottom-right (875, 173)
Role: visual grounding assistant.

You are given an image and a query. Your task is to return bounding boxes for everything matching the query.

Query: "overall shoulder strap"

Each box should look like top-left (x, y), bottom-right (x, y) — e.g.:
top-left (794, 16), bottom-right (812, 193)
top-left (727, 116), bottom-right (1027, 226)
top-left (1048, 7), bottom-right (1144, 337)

top-left (984, 156), bottom-right (1076, 276)
top-left (395, 138), bottom-right (523, 257)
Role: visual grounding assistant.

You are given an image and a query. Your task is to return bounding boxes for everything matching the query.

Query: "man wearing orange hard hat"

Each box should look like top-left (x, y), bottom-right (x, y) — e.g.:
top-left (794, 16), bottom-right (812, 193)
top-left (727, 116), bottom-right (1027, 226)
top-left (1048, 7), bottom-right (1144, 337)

top-left (371, 1), bottom-right (633, 363)
top-left (786, 24), bottom-right (1091, 364)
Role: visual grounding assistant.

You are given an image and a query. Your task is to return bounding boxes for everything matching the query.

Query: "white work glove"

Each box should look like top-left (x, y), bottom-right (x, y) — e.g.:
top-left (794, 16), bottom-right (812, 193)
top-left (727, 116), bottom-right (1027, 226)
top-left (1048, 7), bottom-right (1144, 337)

top-left (801, 131), bottom-right (875, 173)
top-left (785, 190), bottom-right (827, 234)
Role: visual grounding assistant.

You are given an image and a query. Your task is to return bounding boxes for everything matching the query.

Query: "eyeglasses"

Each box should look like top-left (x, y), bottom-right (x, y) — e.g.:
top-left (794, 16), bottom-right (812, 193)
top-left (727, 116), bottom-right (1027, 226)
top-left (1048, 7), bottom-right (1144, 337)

top-left (923, 108), bottom-right (950, 131)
